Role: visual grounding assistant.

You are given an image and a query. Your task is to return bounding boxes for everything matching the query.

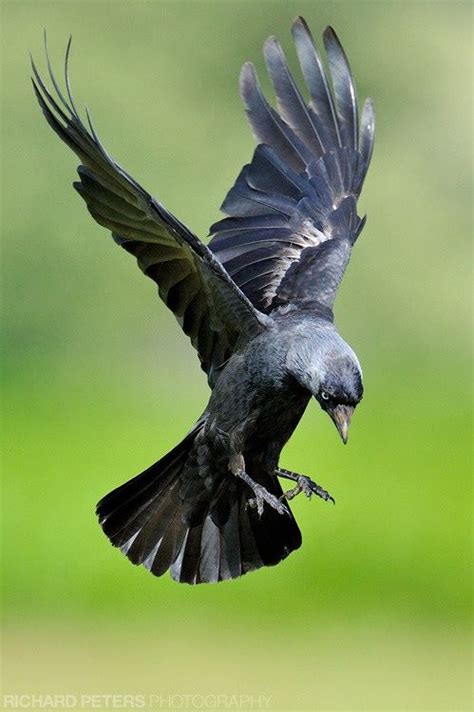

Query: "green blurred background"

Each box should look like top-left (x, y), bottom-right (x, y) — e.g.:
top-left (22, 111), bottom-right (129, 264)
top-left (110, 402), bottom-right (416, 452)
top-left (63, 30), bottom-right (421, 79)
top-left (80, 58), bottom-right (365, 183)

top-left (1, 0), bottom-right (472, 710)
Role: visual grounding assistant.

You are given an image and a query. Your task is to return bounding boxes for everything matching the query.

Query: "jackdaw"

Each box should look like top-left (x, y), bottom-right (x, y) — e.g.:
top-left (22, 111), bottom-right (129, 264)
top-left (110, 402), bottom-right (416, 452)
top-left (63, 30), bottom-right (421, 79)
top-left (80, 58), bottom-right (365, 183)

top-left (32, 17), bottom-right (375, 583)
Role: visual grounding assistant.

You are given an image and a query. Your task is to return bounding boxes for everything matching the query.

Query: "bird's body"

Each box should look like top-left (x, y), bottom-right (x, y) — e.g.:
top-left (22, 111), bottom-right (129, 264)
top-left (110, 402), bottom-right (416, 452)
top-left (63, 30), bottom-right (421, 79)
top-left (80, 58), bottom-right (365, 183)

top-left (206, 313), bottom-right (312, 450)
top-left (33, 17), bottom-right (374, 583)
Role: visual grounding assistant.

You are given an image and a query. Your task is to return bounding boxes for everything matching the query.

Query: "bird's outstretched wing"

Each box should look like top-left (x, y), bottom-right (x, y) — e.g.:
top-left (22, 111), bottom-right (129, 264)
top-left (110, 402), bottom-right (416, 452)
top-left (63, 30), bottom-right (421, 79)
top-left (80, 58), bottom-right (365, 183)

top-left (209, 17), bottom-right (375, 318)
top-left (32, 40), bottom-right (270, 386)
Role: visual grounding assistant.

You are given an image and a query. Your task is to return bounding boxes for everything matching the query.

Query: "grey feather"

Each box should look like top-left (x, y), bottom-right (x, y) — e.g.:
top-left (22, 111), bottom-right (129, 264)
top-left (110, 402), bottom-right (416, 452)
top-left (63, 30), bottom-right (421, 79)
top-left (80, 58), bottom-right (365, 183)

top-left (263, 36), bottom-right (325, 155)
top-left (210, 18), bottom-right (374, 316)
top-left (323, 26), bottom-right (359, 150)
top-left (31, 42), bottom-right (271, 386)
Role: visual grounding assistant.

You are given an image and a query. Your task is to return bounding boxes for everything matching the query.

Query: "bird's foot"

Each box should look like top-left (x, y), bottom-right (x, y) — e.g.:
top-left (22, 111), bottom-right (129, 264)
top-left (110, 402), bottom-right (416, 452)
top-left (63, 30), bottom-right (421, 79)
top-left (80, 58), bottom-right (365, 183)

top-left (277, 468), bottom-right (335, 504)
top-left (229, 454), bottom-right (289, 518)
top-left (247, 484), bottom-right (289, 517)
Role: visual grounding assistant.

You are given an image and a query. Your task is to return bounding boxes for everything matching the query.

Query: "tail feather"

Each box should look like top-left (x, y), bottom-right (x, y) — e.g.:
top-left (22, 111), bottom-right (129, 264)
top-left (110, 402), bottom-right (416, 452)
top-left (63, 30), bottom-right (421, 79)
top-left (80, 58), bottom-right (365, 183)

top-left (99, 437), bottom-right (189, 515)
top-left (198, 517), bottom-right (221, 584)
top-left (102, 478), bottom-right (177, 544)
top-left (98, 439), bottom-right (191, 541)
top-left (238, 493), bottom-right (264, 574)
top-left (125, 481), bottom-right (182, 565)
top-left (147, 508), bottom-right (188, 577)
top-left (174, 525), bottom-right (203, 584)
top-left (97, 424), bottom-right (302, 584)
top-left (246, 470), bottom-right (302, 567)
top-left (218, 500), bottom-right (242, 580)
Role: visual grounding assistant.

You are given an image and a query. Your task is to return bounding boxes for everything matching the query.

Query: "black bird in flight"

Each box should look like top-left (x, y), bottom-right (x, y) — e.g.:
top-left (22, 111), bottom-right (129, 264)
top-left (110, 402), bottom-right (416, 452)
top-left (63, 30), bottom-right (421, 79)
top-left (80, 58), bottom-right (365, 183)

top-left (32, 17), bottom-right (374, 583)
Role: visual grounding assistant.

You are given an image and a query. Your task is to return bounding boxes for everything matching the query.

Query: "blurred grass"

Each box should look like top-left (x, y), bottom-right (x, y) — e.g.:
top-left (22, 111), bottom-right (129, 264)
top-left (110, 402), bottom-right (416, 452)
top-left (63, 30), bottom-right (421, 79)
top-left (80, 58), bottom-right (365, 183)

top-left (2, 620), bottom-right (472, 711)
top-left (1, 0), bottom-right (472, 709)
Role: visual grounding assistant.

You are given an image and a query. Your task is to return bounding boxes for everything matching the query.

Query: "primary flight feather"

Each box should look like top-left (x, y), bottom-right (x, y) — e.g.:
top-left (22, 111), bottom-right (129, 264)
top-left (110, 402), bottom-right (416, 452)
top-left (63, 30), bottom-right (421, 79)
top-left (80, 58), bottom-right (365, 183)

top-left (33, 17), bottom-right (374, 583)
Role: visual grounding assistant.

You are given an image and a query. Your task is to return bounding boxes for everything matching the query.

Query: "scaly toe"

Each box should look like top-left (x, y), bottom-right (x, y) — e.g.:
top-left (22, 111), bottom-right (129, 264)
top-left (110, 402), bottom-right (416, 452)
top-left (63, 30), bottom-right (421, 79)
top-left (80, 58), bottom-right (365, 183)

top-left (254, 485), bottom-right (289, 516)
top-left (300, 477), bottom-right (335, 504)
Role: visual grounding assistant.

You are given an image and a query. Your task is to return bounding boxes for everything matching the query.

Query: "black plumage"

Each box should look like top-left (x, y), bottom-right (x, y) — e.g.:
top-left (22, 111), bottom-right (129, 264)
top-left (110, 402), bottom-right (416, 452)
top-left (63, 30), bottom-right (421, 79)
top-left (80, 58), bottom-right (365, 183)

top-left (32, 17), bottom-right (374, 583)
top-left (210, 18), bottom-right (374, 317)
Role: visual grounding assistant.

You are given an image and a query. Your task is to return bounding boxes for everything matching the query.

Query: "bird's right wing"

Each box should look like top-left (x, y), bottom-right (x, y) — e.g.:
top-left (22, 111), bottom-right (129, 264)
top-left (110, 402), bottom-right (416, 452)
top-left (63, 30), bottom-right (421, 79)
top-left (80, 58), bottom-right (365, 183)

top-left (32, 41), bottom-right (271, 385)
top-left (209, 18), bottom-right (375, 319)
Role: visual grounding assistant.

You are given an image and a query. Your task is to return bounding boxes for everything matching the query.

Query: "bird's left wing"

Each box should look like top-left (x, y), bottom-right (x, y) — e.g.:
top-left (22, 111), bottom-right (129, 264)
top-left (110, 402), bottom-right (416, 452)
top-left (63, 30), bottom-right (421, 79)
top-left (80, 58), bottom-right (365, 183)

top-left (209, 18), bottom-right (375, 319)
top-left (32, 41), bottom-right (271, 385)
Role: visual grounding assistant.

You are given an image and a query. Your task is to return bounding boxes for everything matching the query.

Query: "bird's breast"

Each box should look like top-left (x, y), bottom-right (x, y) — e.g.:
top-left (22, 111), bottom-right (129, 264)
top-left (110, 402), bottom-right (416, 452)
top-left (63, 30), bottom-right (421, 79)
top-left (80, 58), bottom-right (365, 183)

top-left (207, 341), bottom-right (310, 451)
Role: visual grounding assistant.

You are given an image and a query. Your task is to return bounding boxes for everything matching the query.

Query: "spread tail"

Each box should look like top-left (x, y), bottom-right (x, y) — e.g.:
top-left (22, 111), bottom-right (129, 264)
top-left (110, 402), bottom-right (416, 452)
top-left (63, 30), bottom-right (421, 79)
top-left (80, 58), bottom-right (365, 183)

top-left (96, 424), bottom-right (301, 583)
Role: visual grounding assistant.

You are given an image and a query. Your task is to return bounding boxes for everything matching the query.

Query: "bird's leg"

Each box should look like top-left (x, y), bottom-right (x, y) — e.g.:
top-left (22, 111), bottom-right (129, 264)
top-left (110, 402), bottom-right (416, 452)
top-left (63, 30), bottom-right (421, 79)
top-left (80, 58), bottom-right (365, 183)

top-left (276, 467), bottom-right (335, 504)
top-left (229, 454), bottom-right (289, 517)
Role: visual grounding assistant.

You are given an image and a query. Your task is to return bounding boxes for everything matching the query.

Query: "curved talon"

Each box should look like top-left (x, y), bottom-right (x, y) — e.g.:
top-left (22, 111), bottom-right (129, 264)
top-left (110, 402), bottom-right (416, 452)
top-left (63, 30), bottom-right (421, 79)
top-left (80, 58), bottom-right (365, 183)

top-left (230, 454), bottom-right (289, 517)
top-left (279, 472), bottom-right (335, 505)
top-left (247, 485), bottom-right (289, 517)
top-left (300, 476), bottom-right (335, 504)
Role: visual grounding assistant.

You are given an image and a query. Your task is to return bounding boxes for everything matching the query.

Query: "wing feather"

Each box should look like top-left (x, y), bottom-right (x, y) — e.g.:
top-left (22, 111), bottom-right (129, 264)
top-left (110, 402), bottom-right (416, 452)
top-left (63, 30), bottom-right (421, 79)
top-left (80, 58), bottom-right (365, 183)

top-left (323, 26), bottom-right (359, 150)
top-left (239, 62), bottom-right (313, 172)
top-left (291, 16), bottom-right (342, 149)
top-left (210, 18), bottom-right (374, 316)
top-left (32, 40), bottom-right (270, 385)
top-left (263, 36), bottom-right (325, 155)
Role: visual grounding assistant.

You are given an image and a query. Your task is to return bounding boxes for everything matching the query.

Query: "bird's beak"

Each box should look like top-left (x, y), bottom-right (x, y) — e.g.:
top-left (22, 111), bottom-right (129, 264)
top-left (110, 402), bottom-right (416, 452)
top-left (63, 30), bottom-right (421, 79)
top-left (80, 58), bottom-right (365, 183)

top-left (328, 404), bottom-right (354, 444)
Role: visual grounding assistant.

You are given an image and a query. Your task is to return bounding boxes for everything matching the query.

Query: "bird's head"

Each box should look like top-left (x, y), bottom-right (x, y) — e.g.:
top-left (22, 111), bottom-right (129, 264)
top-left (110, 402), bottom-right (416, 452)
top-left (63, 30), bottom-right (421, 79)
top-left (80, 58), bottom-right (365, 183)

top-left (286, 325), bottom-right (363, 444)
top-left (313, 352), bottom-right (363, 444)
